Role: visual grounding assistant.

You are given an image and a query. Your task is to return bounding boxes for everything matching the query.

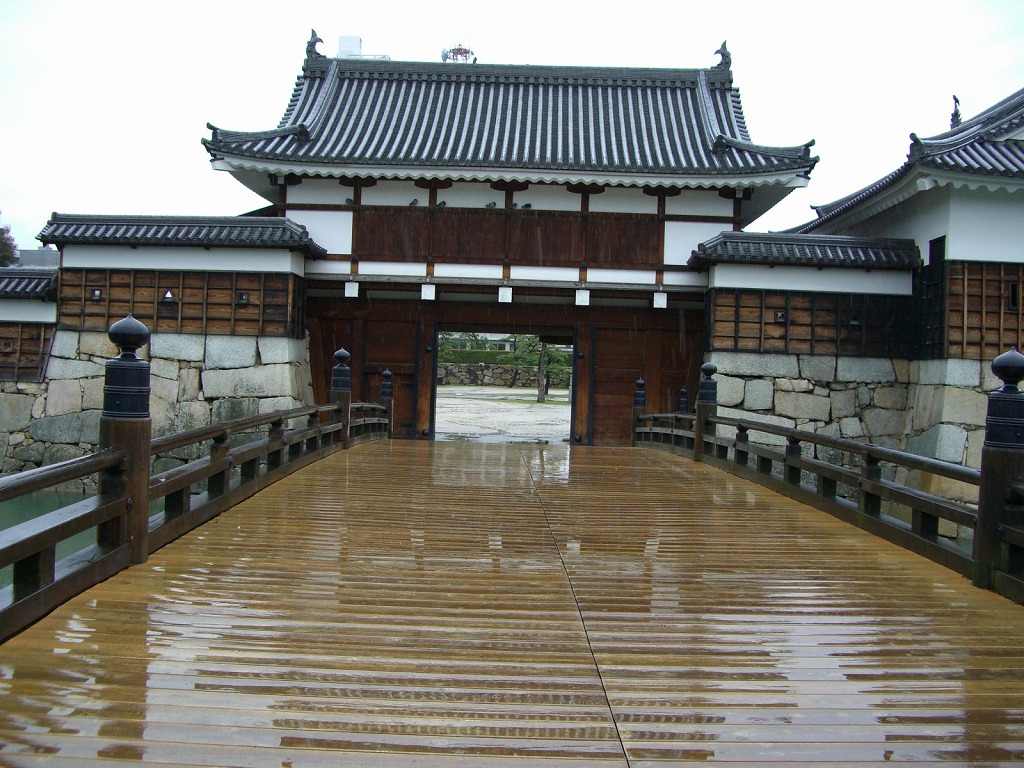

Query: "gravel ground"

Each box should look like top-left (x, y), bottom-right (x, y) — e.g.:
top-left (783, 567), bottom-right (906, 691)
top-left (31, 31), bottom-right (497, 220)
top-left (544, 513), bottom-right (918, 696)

top-left (434, 385), bottom-right (571, 443)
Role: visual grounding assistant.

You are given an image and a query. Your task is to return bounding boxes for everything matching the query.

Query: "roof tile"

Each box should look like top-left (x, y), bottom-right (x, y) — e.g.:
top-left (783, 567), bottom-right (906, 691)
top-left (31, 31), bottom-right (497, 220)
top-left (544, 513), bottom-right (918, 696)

top-left (205, 59), bottom-right (817, 180)
top-left (38, 215), bottom-right (327, 258)
top-left (689, 232), bottom-right (920, 270)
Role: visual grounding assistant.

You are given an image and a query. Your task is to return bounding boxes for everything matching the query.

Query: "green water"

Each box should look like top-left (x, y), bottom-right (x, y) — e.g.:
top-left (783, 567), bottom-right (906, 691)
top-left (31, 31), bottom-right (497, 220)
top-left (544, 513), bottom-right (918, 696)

top-left (1, 490), bottom-right (95, 589)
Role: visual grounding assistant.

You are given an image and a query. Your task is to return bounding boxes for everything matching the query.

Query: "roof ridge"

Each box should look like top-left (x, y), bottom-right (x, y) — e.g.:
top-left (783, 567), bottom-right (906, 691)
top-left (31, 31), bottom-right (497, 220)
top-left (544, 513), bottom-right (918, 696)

top-left (300, 57), bottom-right (728, 86)
top-left (909, 87), bottom-right (1024, 159)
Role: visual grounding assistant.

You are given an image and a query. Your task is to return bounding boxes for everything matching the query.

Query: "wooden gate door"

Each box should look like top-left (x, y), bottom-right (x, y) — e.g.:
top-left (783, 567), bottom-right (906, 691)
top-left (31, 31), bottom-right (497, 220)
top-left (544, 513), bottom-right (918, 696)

top-left (307, 315), bottom-right (423, 439)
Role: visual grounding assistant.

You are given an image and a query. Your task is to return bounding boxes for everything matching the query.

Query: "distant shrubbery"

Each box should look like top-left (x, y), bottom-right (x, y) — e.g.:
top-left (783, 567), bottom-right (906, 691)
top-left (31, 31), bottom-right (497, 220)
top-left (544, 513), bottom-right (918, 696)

top-left (440, 349), bottom-right (505, 365)
top-left (438, 333), bottom-right (571, 400)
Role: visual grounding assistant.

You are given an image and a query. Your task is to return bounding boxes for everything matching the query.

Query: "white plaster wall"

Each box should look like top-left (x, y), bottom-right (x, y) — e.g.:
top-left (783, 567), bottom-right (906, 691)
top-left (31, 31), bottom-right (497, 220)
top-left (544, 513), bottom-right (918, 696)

top-left (587, 268), bottom-right (656, 285)
top-left (662, 271), bottom-right (708, 288)
top-left (287, 210), bottom-right (352, 256)
top-left (357, 261), bottom-right (427, 277)
top-left (434, 264), bottom-right (503, 279)
top-left (842, 186), bottom-right (951, 256)
top-left (305, 260), bottom-right (353, 276)
top-left (709, 264), bottom-right (913, 295)
top-left (361, 180), bottom-right (420, 206)
top-left (513, 185), bottom-right (579, 212)
top-left (510, 266), bottom-right (579, 282)
top-left (948, 188), bottom-right (1024, 262)
top-left (0, 301), bottom-right (56, 323)
top-left (62, 245), bottom-right (304, 275)
top-left (664, 221), bottom-right (730, 265)
top-left (588, 187), bottom-right (657, 214)
top-left (436, 182), bottom-right (499, 208)
top-left (666, 190), bottom-right (733, 217)
top-left (286, 178), bottom-right (353, 205)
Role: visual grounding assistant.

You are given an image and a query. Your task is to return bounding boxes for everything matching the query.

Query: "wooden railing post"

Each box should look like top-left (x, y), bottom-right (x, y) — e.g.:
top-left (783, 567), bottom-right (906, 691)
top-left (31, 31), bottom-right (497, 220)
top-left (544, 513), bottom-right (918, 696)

top-left (267, 418), bottom-right (285, 470)
top-left (693, 363), bottom-right (717, 462)
top-left (677, 386), bottom-right (689, 414)
top-left (735, 425), bottom-right (749, 468)
top-left (380, 369), bottom-right (394, 437)
top-left (974, 348), bottom-right (1024, 589)
top-left (860, 454), bottom-right (882, 518)
top-left (785, 436), bottom-right (803, 485)
top-left (207, 434), bottom-right (229, 498)
top-left (331, 348), bottom-right (352, 449)
top-left (632, 378), bottom-right (646, 447)
top-left (97, 315), bottom-right (152, 565)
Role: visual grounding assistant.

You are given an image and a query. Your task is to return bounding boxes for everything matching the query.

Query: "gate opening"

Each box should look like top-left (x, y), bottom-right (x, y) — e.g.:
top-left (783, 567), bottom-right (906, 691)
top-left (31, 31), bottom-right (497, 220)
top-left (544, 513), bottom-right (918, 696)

top-left (434, 330), bottom-right (572, 444)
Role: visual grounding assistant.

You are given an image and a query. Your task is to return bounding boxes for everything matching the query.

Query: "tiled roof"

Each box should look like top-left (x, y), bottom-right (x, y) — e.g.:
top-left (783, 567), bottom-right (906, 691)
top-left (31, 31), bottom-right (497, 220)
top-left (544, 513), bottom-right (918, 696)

top-left (204, 58), bottom-right (817, 184)
top-left (0, 270), bottom-right (56, 300)
top-left (794, 88), bottom-right (1024, 233)
top-left (38, 214), bottom-right (327, 258)
top-left (689, 232), bottom-right (920, 270)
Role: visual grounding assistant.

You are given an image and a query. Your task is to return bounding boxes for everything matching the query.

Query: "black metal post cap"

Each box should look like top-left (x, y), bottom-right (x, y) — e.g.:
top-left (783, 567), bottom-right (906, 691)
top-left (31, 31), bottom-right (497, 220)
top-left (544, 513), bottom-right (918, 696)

top-left (635, 378), bottom-right (645, 390)
top-left (334, 348), bottom-right (351, 366)
top-left (992, 347), bottom-right (1024, 392)
top-left (701, 362), bottom-right (718, 379)
top-left (108, 315), bottom-right (150, 357)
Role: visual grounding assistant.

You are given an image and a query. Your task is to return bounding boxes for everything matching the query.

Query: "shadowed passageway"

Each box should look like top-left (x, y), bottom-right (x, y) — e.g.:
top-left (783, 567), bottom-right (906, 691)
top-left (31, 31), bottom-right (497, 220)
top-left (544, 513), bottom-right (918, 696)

top-left (2, 441), bottom-right (1024, 766)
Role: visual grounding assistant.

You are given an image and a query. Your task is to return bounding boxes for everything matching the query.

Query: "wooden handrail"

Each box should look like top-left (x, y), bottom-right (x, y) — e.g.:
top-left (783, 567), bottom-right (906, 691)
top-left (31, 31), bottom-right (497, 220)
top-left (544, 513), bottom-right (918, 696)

top-left (150, 403), bottom-right (342, 453)
top-left (709, 414), bottom-right (982, 485)
top-left (0, 447), bottom-right (125, 502)
top-left (635, 351), bottom-right (1024, 606)
top-left (1, 322), bottom-right (395, 644)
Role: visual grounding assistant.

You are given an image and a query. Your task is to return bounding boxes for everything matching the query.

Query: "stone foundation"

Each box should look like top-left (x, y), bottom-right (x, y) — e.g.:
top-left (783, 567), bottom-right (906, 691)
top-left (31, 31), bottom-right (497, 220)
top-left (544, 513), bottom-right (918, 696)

top-left (438, 363), bottom-right (568, 388)
top-left (0, 330), bottom-right (314, 491)
top-left (708, 352), bottom-right (994, 519)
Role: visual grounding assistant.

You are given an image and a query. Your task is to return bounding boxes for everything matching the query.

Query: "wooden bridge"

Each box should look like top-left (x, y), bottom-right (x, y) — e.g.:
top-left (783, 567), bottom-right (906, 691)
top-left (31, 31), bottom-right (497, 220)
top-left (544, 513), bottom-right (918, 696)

top-left (4, 439), bottom-right (1024, 766)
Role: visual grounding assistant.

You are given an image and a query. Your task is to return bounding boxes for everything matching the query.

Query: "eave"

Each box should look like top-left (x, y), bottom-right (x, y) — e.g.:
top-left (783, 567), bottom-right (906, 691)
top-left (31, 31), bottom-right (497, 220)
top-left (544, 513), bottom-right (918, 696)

top-left (799, 165), bottom-right (1024, 233)
top-left (211, 156), bottom-right (810, 203)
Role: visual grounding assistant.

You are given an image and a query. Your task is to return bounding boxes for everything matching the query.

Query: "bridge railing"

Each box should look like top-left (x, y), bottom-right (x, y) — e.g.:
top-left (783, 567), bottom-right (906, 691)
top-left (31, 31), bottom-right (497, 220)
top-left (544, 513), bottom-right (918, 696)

top-left (634, 353), bottom-right (1024, 606)
top-left (0, 317), bottom-right (391, 642)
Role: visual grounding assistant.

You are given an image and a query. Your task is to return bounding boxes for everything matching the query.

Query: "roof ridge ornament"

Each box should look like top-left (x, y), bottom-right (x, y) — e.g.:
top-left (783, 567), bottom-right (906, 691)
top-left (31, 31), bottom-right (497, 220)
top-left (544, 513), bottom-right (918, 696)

top-left (306, 29), bottom-right (325, 60)
top-left (908, 132), bottom-right (924, 161)
top-left (951, 95), bottom-right (962, 129)
top-left (714, 41), bottom-right (731, 71)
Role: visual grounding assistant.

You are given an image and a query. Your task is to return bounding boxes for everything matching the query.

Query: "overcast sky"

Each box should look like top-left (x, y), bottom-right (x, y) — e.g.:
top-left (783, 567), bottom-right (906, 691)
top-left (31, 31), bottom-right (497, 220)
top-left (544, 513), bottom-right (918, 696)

top-left (2, 0), bottom-right (1022, 251)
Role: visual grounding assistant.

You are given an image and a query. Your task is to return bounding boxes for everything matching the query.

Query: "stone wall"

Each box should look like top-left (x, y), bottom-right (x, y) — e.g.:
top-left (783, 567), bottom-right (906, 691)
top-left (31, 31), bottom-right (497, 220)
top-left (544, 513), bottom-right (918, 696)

top-left (0, 329), bottom-right (314, 491)
top-left (708, 352), bottom-right (995, 509)
top-left (438, 363), bottom-right (568, 388)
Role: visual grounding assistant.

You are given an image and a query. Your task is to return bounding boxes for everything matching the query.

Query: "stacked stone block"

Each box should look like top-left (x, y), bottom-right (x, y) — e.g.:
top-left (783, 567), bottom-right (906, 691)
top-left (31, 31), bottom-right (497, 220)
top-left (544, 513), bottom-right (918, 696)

top-left (438, 363), bottom-right (568, 389)
top-left (708, 352), bottom-right (994, 515)
top-left (0, 330), bottom-right (314, 490)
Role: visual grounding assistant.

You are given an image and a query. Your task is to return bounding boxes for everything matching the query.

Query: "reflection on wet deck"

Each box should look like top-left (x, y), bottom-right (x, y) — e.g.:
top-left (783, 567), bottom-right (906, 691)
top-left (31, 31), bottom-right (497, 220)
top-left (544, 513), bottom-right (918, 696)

top-left (2, 441), bottom-right (1024, 766)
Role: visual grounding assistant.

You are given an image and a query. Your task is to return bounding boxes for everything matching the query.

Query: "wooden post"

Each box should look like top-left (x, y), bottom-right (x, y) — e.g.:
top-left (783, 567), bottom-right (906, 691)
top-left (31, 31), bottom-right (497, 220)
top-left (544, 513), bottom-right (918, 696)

top-left (380, 369), bottom-right (394, 437)
top-left (98, 315), bottom-right (152, 565)
top-left (267, 418), bottom-right (285, 470)
top-left (331, 348), bottom-right (352, 449)
top-left (677, 387), bottom-right (689, 414)
top-left (735, 425), bottom-right (749, 467)
top-left (859, 454), bottom-right (882, 517)
top-left (974, 348), bottom-right (1024, 589)
top-left (693, 363), bottom-right (717, 462)
top-left (632, 378), bottom-right (646, 447)
top-left (785, 436), bottom-right (802, 485)
top-left (207, 434), bottom-right (229, 497)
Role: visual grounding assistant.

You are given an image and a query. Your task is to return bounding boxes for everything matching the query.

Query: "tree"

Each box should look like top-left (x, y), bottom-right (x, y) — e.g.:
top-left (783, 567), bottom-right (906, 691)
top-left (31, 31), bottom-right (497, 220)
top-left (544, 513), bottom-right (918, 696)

top-left (0, 211), bottom-right (17, 266)
top-left (499, 335), bottom-right (570, 402)
top-left (437, 331), bottom-right (491, 363)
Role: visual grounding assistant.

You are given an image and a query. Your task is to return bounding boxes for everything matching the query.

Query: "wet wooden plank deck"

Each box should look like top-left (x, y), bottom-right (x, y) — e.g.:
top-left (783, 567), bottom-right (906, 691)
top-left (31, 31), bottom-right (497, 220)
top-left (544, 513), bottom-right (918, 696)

top-left (3, 441), bottom-right (1024, 766)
